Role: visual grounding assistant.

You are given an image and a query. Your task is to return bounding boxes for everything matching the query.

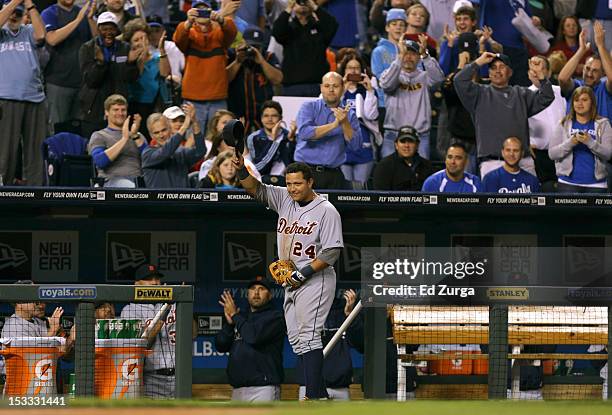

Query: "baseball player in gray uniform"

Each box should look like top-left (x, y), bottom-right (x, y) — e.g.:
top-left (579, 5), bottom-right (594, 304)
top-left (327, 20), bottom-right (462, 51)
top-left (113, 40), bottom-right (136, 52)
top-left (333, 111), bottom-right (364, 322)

top-left (121, 264), bottom-right (176, 399)
top-left (2, 280), bottom-right (65, 339)
top-left (233, 154), bottom-right (344, 400)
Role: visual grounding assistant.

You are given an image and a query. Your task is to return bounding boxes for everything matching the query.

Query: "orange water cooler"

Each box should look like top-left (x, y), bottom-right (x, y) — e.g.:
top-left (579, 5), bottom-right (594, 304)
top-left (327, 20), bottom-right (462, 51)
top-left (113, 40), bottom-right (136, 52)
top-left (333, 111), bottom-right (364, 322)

top-left (94, 338), bottom-right (148, 399)
top-left (0, 337), bottom-right (64, 396)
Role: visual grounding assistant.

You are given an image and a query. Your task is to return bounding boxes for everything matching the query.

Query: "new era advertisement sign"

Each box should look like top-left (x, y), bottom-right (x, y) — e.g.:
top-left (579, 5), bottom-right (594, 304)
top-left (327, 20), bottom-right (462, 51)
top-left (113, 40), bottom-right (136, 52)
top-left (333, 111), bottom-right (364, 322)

top-left (223, 232), bottom-right (268, 281)
top-left (338, 233), bottom-right (425, 282)
top-left (0, 231), bottom-right (79, 282)
top-left (107, 232), bottom-right (196, 281)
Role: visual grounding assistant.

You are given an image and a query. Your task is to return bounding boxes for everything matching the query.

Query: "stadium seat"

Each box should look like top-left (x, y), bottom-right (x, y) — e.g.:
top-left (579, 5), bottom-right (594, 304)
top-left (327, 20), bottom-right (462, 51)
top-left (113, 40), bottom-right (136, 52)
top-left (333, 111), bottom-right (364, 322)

top-left (42, 133), bottom-right (93, 187)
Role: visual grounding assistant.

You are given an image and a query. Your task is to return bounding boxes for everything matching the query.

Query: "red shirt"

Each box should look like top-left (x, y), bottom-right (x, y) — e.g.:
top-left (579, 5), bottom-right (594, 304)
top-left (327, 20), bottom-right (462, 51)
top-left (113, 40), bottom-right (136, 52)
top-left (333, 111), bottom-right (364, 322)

top-left (549, 40), bottom-right (592, 77)
top-left (404, 32), bottom-right (438, 59)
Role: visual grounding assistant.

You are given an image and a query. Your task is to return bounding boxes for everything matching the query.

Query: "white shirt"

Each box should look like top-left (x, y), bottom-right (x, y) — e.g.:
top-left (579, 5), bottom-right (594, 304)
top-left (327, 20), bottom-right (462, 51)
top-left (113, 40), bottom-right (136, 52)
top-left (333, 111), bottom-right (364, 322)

top-left (528, 84), bottom-right (566, 150)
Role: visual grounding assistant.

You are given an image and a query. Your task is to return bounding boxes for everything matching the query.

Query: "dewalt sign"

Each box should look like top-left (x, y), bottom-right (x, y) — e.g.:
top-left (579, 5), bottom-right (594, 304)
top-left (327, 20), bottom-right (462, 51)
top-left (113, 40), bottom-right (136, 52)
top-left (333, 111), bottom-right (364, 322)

top-left (134, 287), bottom-right (173, 301)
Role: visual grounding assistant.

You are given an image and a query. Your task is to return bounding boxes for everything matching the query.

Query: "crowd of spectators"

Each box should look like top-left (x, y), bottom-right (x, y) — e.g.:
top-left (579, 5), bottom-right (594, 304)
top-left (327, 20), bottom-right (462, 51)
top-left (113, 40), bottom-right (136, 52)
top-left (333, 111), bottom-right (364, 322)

top-left (2, 0), bottom-right (612, 193)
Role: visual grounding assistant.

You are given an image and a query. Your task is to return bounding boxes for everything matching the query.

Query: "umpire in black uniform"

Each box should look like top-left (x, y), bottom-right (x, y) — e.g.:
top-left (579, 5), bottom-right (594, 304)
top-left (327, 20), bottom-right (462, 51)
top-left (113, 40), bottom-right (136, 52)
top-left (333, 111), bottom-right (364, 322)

top-left (215, 277), bottom-right (286, 402)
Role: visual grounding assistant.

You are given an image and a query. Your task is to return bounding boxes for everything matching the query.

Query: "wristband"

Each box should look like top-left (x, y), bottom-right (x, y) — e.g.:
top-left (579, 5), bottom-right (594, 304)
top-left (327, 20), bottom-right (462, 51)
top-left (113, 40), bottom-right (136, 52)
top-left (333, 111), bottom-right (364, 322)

top-left (27, 5), bottom-right (37, 11)
top-left (237, 166), bottom-right (250, 180)
top-left (299, 264), bottom-right (315, 278)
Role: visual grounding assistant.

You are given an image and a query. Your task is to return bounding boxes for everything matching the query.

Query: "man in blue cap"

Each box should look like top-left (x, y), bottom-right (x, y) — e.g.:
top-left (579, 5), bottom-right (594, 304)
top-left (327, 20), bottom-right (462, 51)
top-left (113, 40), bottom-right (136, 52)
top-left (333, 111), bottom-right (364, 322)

top-left (227, 25), bottom-right (283, 132)
top-left (0, 0), bottom-right (47, 186)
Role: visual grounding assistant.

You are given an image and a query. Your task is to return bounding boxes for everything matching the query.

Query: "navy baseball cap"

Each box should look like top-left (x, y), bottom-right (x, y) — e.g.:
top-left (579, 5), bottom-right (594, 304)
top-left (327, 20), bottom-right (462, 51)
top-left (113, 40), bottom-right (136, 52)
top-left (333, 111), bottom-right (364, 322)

top-left (247, 276), bottom-right (273, 292)
top-left (490, 53), bottom-right (512, 68)
top-left (403, 39), bottom-right (420, 53)
top-left (457, 32), bottom-right (478, 58)
top-left (146, 15), bottom-right (164, 28)
top-left (134, 264), bottom-right (165, 281)
top-left (396, 125), bottom-right (419, 142)
top-left (243, 26), bottom-right (265, 47)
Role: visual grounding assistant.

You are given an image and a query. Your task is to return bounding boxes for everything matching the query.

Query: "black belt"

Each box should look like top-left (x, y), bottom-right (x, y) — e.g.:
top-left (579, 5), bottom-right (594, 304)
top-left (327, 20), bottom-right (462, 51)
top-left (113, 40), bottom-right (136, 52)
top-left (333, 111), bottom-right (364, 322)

top-left (186, 47), bottom-right (224, 59)
top-left (478, 156), bottom-right (503, 163)
top-left (154, 368), bottom-right (175, 376)
top-left (307, 164), bottom-right (339, 173)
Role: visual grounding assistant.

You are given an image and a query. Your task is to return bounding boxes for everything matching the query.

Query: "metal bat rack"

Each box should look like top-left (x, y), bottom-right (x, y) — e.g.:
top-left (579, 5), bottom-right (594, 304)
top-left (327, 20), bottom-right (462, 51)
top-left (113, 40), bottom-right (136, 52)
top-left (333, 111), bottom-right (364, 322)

top-left (323, 300), bottom-right (363, 358)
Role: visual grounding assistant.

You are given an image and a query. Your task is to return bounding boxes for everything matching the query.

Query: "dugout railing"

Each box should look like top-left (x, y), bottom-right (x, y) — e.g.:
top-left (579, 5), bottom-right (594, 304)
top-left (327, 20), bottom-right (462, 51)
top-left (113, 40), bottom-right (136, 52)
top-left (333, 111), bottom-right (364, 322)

top-left (0, 284), bottom-right (193, 399)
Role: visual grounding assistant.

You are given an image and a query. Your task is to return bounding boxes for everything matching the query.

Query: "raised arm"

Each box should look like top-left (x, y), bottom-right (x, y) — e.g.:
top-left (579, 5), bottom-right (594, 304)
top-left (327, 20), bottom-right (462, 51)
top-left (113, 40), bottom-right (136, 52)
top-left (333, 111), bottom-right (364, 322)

top-left (25, 0), bottom-right (46, 43)
top-left (593, 21), bottom-right (612, 93)
top-left (232, 150), bottom-right (261, 197)
top-left (525, 59), bottom-right (555, 116)
top-left (453, 52), bottom-right (495, 113)
top-left (44, 1), bottom-right (93, 46)
top-left (379, 34), bottom-right (407, 94)
top-left (558, 28), bottom-right (590, 94)
top-left (0, 0), bottom-right (23, 27)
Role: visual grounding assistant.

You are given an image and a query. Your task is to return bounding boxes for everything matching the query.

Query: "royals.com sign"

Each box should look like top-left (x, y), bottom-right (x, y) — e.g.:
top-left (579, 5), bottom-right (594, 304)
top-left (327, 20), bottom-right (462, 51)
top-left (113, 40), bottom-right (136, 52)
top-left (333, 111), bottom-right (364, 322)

top-left (106, 232), bottom-right (196, 281)
top-left (0, 231), bottom-right (79, 281)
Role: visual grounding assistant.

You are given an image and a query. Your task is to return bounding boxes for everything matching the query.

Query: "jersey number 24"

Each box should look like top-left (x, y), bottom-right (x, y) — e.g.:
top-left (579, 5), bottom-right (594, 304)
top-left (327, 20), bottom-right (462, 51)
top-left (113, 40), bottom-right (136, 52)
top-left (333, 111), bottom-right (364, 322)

top-left (292, 242), bottom-right (316, 259)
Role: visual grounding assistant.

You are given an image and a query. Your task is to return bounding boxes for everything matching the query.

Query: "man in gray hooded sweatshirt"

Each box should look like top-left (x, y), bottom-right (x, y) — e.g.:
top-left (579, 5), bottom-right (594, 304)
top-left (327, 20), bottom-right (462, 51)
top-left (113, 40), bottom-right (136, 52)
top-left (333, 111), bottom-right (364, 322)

top-left (379, 34), bottom-right (445, 160)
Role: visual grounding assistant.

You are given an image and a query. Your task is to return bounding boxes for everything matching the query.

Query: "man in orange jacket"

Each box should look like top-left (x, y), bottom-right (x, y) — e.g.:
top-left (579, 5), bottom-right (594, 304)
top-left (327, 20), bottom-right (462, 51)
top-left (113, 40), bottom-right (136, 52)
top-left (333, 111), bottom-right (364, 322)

top-left (173, 0), bottom-right (237, 128)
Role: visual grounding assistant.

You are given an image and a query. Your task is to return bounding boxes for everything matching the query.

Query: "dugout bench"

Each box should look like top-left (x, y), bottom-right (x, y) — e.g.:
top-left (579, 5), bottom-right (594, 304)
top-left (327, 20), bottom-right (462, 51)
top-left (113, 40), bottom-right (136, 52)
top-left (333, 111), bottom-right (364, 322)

top-left (392, 305), bottom-right (609, 400)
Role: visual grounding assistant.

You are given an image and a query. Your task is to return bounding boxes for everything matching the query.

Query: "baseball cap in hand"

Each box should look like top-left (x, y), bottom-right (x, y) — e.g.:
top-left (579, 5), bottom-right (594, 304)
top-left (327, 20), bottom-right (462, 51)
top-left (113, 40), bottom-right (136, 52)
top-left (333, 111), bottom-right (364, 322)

top-left (134, 264), bottom-right (164, 281)
top-left (97, 11), bottom-right (120, 27)
top-left (457, 32), bottom-right (478, 60)
top-left (243, 26), bottom-right (265, 47)
top-left (386, 8), bottom-right (407, 24)
top-left (223, 119), bottom-right (245, 154)
top-left (163, 106), bottom-right (185, 120)
top-left (396, 125), bottom-right (419, 142)
top-left (490, 53), bottom-right (512, 68)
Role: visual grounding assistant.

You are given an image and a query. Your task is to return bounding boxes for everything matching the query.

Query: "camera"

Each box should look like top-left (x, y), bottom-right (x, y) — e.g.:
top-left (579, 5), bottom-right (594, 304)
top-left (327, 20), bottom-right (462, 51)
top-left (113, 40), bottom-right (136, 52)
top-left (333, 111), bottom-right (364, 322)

top-left (346, 73), bottom-right (363, 82)
top-left (245, 46), bottom-right (257, 60)
top-left (296, 0), bottom-right (308, 6)
top-left (196, 8), bottom-right (211, 18)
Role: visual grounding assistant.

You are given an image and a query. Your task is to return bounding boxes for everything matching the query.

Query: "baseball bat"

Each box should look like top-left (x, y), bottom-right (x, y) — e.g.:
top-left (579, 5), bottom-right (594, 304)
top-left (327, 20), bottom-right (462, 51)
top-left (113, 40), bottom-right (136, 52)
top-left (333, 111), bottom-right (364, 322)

top-left (140, 303), bottom-right (171, 339)
top-left (323, 300), bottom-right (362, 358)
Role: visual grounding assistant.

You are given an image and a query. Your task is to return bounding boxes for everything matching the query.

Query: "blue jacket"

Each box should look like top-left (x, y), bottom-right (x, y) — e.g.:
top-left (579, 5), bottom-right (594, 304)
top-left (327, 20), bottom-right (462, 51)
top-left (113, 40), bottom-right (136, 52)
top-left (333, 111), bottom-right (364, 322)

top-left (371, 37), bottom-right (398, 107)
top-left (215, 303), bottom-right (286, 388)
top-left (246, 128), bottom-right (295, 175)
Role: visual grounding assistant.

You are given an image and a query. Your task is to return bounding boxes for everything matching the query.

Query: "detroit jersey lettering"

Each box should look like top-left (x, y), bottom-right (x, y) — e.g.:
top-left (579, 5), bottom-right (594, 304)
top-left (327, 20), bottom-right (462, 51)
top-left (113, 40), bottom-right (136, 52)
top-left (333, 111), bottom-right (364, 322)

top-left (256, 184), bottom-right (343, 271)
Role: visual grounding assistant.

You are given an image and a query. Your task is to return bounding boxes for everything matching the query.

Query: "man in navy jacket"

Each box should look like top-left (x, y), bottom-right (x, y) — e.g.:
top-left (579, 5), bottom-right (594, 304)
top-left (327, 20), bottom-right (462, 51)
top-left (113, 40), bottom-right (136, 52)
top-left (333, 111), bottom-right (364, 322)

top-left (215, 278), bottom-right (286, 402)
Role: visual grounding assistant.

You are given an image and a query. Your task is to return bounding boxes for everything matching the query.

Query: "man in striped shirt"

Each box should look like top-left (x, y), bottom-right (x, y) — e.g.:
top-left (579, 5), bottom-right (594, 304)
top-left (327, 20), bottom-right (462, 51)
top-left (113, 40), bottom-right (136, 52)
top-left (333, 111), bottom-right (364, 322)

top-left (421, 142), bottom-right (481, 192)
